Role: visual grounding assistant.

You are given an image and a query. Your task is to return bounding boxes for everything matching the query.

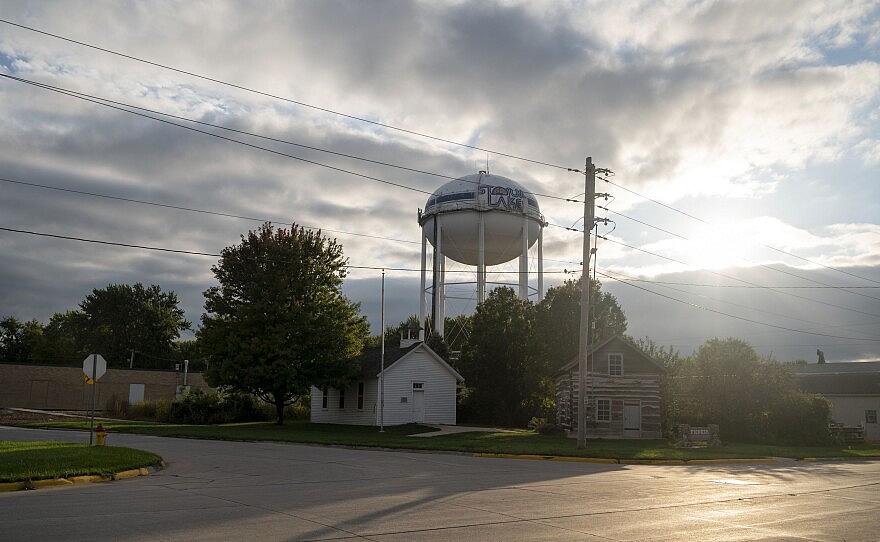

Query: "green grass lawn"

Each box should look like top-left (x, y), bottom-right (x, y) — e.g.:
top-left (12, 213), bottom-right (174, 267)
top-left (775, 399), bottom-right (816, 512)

top-left (11, 419), bottom-right (880, 461)
top-left (0, 441), bottom-right (162, 483)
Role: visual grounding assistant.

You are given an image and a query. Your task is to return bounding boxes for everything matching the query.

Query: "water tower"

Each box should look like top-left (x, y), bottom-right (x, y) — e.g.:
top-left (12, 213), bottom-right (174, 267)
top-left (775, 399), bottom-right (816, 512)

top-left (418, 172), bottom-right (546, 337)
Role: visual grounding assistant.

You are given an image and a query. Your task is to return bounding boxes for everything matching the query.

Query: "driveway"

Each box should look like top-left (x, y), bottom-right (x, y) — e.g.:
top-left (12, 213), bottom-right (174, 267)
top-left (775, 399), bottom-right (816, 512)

top-left (1, 426), bottom-right (878, 541)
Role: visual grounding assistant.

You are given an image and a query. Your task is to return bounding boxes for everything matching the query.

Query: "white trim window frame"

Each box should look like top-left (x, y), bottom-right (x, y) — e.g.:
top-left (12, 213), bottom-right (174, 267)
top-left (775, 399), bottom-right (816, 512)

top-left (608, 353), bottom-right (623, 376)
top-left (867, 409), bottom-right (878, 424)
top-left (596, 398), bottom-right (611, 422)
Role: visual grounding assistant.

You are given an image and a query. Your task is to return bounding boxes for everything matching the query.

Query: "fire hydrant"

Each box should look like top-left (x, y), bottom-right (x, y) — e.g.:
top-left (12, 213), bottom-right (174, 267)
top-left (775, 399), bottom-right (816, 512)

top-left (95, 424), bottom-right (108, 446)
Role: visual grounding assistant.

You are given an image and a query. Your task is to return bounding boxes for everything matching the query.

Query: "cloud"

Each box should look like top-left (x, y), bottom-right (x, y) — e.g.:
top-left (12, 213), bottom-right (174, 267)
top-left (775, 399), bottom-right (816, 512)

top-left (0, 0), bottom-right (877, 361)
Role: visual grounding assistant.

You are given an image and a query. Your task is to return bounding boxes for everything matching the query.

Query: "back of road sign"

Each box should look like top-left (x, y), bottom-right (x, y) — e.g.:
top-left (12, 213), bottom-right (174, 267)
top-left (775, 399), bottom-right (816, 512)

top-left (82, 354), bottom-right (107, 384)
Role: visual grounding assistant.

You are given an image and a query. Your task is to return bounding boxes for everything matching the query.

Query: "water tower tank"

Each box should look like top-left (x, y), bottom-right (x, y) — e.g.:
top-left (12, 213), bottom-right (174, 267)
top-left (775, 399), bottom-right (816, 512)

top-left (420, 173), bottom-right (543, 266)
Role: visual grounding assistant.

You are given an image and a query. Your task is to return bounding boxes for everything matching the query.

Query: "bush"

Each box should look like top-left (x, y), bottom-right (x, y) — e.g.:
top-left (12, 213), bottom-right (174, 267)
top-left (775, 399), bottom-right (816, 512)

top-left (127, 390), bottom-right (273, 424)
top-left (528, 417), bottom-right (563, 435)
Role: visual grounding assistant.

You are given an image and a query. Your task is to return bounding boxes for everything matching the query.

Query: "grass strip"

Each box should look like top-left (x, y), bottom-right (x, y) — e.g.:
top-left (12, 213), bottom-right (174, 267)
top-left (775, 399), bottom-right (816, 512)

top-left (13, 420), bottom-right (880, 461)
top-left (0, 440), bottom-right (161, 483)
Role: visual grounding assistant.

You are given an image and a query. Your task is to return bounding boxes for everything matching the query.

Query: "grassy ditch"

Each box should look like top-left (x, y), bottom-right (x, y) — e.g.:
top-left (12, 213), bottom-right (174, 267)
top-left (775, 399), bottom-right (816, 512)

top-left (11, 419), bottom-right (880, 460)
top-left (0, 440), bottom-right (161, 483)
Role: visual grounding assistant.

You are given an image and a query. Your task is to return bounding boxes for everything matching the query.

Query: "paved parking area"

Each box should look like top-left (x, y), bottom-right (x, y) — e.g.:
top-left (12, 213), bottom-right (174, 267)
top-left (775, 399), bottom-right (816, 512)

top-left (1, 426), bottom-right (878, 541)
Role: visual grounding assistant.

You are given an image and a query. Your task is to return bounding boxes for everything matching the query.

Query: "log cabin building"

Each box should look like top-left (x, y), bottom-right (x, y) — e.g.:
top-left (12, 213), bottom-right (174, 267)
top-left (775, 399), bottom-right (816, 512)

top-left (555, 336), bottom-right (664, 439)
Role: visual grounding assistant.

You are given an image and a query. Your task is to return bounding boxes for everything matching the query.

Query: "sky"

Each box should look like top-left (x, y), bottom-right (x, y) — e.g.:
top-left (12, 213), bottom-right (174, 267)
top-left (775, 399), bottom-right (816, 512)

top-left (1, 0), bottom-right (878, 363)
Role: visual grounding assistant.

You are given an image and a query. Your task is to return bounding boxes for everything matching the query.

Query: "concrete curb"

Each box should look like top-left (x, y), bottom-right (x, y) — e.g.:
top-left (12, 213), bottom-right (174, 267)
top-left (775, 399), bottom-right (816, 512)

top-left (473, 454), bottom-right (794, 466)
top-left (0, 464), bottom-right (160, 493)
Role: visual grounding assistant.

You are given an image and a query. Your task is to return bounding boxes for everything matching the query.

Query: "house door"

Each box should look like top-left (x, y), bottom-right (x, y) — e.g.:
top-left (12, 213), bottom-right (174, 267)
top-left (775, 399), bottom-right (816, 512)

top-left (412, 383), bottom-right (425, 423)
top-left (623, 402), bottom-right (641, 438)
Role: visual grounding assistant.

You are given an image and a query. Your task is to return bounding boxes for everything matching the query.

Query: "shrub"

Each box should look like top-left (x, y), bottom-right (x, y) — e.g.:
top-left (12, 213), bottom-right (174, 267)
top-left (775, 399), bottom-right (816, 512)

top-left (528, 417), bottom-right (563, 435)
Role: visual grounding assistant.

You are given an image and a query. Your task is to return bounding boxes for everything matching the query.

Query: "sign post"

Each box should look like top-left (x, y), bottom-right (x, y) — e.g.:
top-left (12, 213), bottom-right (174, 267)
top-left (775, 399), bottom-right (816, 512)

top-left (82, 354), bottom-right (107, 445)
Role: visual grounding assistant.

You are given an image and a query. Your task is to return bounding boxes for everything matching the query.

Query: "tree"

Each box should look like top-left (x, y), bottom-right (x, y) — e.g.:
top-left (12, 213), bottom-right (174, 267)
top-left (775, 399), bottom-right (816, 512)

top-left (76, 283), bottom-right (191, 368)
top-left (668, 338), bottom-right (831, 444)
top-left (0, 317), bottom-right (43, 362)
top-left (534, 276), bottom-right (627, 370)
top-left (457, 287), bottom-right (548, 427)
top-left (200, 223), bottom-right (369, 424)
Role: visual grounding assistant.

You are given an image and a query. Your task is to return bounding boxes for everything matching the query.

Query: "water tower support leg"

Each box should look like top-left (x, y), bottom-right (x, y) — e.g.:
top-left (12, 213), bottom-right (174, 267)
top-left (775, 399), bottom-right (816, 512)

top-left (419, 231), bottom-right (427, 340)
top-left (438, 255), bottom-right (446, 336)
top-left (538, 227), bottom-right (544, 301)
top-left (477, 215), bottom-right (485, 303)
top-left (519, 215), bottom-right (528, 300)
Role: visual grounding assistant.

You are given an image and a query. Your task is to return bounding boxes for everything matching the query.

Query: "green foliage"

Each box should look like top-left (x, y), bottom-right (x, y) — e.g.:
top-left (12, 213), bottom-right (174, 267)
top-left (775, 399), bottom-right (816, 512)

top-left (534, 277), bottom-right (627, 370)
top-left (667, 338), bottom-right (832, 445)
top-left (2, 284), bottom-right (190, 368)
top-left (128, 390), bottom-right (270, 424)
top-left (457, 287), bottom-right (549, 427)
top-left (78, 283), bottom-right (191, 367)
top-left (528, 417), bottom-right (564, 435)
top-left (200, 223), bottom-right (369, 424)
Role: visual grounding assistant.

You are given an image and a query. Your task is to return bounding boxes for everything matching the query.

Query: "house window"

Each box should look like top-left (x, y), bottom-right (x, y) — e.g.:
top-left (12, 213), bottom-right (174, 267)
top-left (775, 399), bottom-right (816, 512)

top-left (596, 399), bottom-right (611, 422)
top-left (321, 387), bottom-right (328, 409)
top-left (867, 410), bottom-right (878, 424)
top-left (608, 353), bottom-right (623, 376)
top-left (339, 388), bottom-right (345, 409)
top-left (413, 382), bottom-right (424, 390)
top-left (357, 382), bottom-right (364, 410)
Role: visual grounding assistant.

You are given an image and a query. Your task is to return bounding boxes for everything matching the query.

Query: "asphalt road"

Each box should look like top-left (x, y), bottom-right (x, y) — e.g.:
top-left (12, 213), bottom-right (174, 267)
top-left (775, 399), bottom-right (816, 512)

top-left (1, 426), bottom-right (879, 541)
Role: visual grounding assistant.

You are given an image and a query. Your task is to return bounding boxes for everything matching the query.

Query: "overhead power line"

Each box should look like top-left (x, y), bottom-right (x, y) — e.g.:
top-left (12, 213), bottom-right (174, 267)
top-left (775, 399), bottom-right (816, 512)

top-left (0, 226), bottom-right (569, 275)
top-left (597, 175), bottom-right (880, 286)
top-left (1, 73), bottom-right (580, 203)
top-left (595, 270), bottom-right (880, 342)
top-left (597, 235), bottom-right (880, 320)
top-left (0, 18), bottom-right (579, 173)
top-left (598, 203), bottom-right (880, 302)
top-left (0, 176), bottom-right (421, 246)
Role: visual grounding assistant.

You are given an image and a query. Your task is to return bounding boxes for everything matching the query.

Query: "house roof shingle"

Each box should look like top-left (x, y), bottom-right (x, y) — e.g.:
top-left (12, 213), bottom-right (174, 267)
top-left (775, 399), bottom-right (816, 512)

top-left (794, 361), bottom-right (880, 396)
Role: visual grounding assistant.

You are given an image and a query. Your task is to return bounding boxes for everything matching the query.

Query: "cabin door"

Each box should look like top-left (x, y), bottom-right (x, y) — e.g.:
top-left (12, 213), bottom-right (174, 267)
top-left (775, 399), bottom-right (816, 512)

top-left (623, 402), bottom-right (641, 438)
top-left (412, 383), bottom-right (425, 423)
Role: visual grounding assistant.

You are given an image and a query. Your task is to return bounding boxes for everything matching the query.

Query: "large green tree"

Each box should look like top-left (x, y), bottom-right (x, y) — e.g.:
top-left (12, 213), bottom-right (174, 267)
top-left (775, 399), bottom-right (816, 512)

top-left (200, 223), bottom-right (369, 424)
top-left (0, 317), bottom-right (43, 362)
top-left (78, 283), bottom-right (191, 367)
top-left (668, 338), bottom-right (831, 444)
top-left (534, 277), bottom-right (627, 370)
top-left (457, 287), bottom-right (549, 427)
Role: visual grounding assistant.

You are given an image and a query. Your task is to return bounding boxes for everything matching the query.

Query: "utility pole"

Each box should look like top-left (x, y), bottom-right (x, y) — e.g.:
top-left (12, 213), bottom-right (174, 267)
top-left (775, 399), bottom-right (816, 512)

top-left (577, 157), bottom-right (596, 448)
top-left (379, 269), bottom-right (386, 432)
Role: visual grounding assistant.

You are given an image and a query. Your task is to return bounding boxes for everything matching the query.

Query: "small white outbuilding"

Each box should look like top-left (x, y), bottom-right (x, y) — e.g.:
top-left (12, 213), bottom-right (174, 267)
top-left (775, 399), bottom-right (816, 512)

top-left (310, 341), bottom-right (464, 426)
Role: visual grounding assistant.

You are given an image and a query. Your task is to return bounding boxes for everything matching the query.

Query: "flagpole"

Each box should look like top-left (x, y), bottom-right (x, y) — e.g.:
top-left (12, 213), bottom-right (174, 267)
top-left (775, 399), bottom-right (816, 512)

top-left (379, 269), bottom-right (385, 432)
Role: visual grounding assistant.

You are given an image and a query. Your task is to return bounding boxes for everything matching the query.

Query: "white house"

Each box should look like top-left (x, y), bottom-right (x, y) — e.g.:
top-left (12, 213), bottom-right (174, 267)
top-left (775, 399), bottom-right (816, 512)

top-left (795, 361), bottom-right (880, 442)
top-left (310, 341), bottom-right (464, 426)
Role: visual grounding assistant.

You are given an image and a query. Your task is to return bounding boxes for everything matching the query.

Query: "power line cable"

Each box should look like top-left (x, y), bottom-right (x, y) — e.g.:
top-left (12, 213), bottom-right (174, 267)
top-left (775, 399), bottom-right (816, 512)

top-left (0, 73), bottom-right (581, 203)
top-left (0, 226), bottom-right (569, 275)
top-left (594, 269), bottom-right (880, 342)
top-left (0, 176), bottom-right (421, 246)
top-left (597, 175), bottom-right (880, 286)
top-left (598, 203), bottom-right (880, 302)
top-left (595, 235), bottom-right (880, 320)
top-left (0, 73), bottom-right (431, 196)
top-left (0, 18), bottom-right (581, 173)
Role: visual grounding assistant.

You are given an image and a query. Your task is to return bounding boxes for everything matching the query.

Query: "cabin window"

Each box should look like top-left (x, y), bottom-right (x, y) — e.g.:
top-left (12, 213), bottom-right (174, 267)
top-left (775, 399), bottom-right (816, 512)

top-left (608, 353), bottom-right (623, 376)
top-left (596, 399), bottom-right (611, 422)
top-left (413, 382), bottom-right (424, 390)
top-left (867, 410), bottom-right (878, 424)
top-left (339, 388), bottom-right (345, 409)
top-left (357, 382), bottom-right (364, 410)
top-left (321, 387), bottom-right (328, 409)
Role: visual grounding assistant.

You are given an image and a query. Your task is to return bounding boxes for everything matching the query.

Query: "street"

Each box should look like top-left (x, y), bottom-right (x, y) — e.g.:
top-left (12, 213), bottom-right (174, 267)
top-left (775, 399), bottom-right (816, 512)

top-left (1, 426), bottom-right (878, 541)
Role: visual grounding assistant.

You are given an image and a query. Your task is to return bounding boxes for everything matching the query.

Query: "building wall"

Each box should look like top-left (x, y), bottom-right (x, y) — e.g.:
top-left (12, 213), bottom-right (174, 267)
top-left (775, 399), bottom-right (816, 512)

top-left (556, 372), bottom-right (663, 439)
top-left (827, 395), bottom-right (880, 442)
top-left (381, 348), bottom-right (457, 425)
top-left (309, 346), bottom-right (458, 426)
top-left (0, 363), bottom-right (209, 410)
top-left (310, 379), bottom-right (379, 426)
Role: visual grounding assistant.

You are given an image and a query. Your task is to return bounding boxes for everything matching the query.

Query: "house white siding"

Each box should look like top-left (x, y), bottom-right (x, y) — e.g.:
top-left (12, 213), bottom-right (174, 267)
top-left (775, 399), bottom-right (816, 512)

top-left (309, 344), bottom-right (461, 426)
top-left (827, 395), bottom-right (880, 442)
top-left (310, 379), bottom-right (380, 426)
top-left (381, 348), bottom-right (458, 425)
